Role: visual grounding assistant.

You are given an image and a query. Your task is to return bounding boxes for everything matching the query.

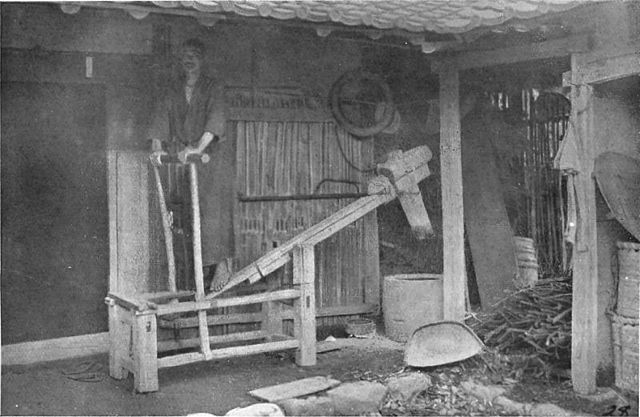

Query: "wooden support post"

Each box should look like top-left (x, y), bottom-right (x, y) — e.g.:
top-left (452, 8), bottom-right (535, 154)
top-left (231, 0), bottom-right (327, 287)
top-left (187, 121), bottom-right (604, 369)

top-left (438, 65), bottom-right (466, 321)
top-left (262, 276), bottom-right (283, 339)
top-left (107, 299), bottom-right (129, 380)
top-left (570, 55), bottom-right (598, 394)
top-left (293, 244), bottom-right (316, 366)
top-left (152, 164), bottom-right (177, 292)
top-left (132, 312), bottom-right (158, 393)
top-left (189, 163), bottom-right (212, 359)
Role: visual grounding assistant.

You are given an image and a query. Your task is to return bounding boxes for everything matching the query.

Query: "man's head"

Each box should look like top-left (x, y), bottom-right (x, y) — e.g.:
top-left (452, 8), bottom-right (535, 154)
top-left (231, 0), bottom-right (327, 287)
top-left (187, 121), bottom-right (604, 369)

top-left (181, 38), bottom-right (205, 74)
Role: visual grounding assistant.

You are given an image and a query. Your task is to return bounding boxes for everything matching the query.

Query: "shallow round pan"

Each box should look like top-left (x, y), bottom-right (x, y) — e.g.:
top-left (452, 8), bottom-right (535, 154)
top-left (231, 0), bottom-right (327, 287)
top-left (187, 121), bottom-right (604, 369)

top-left (404, 321), bottom-right (485, 367)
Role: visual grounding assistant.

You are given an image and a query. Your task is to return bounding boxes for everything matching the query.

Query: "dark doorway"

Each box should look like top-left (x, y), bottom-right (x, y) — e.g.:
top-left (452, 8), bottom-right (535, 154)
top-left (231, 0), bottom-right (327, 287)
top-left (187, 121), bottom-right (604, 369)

top-left (1, 82), bottom-right (108, 344)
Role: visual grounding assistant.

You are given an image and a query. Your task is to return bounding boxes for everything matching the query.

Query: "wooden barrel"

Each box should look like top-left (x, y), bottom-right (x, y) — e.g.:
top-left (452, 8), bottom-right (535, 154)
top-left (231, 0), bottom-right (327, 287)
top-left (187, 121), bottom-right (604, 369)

top-left (617, 242), bottom-right (640, 318)
top-left (383, 274), bottom-right (443, 342)
top-left (513, 237), bottom-right (539, 288)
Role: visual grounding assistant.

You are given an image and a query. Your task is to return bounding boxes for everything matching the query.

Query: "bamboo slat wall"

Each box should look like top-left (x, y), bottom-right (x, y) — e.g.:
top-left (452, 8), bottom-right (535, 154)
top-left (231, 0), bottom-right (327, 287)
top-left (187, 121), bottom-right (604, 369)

top-left (235, 120), bottom-right (377, 327)
top-left (490, 89), bottom-right (570, 275)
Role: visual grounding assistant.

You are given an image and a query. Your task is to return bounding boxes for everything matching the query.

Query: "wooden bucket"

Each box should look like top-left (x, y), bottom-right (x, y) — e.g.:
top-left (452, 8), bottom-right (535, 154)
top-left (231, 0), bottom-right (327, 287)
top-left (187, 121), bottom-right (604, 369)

top-left (383, 274), bottom-right (443, 342)
top-left (616, 242), bottom-right (640, 318)
top-left (610, 312), bottom-right (639, 393)
top-left (513, 237), bottom-right (539, 288)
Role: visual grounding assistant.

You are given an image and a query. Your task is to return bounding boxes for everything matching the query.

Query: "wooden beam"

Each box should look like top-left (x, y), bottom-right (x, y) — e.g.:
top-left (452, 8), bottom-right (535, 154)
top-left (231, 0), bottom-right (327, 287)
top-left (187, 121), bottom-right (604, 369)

top-left (157, 330), bottom-right (267, 353)
top-left (155, 289), bottom-right (302, 315)
top-left (570, 53), bottom-right (598, 395)
top-left (206, 146), bottom-right (432, 299)
top-left (188, 164), bottom-right (212, 360)
top-left (439, 34), bottom-right (591, 71)
top-left (438, 66), bottom-right (466, 321)
top-left (133, 313), bottom-right (158, 393)
top-left (293, 244), bottom-right (317, 366)
top-left (205, 191), bottom-right (393, 299)
top-left (572, 52), bottom-right (640, 85)
top-left (157, 339), bottom-right (299, 368)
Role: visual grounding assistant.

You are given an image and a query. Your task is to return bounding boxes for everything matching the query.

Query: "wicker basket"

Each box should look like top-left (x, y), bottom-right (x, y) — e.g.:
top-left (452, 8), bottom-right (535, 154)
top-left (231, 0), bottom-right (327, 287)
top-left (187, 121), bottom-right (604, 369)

top-left (616, 242), bottom-right (639, 318)
top-left (345, 318), bottom-right (376, 338)
top-left (611, 312), bottom-right (639, 393)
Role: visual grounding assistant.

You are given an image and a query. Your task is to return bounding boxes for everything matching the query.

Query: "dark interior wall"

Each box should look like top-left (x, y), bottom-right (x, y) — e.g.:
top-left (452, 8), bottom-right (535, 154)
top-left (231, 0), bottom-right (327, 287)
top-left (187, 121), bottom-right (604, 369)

top-left (1, 3), bottom-right (362, 343)
top-left (1, 82), bottom-right (108, 344)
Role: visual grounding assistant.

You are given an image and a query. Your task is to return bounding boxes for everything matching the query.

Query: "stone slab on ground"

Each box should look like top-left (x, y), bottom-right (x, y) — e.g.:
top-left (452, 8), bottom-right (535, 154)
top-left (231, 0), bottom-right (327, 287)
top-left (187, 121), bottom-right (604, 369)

top-left (278, 396), bottom-right (336, 416)
top-left (249, 376), bottom-right (341, 402)
top-left (385, 372), bottom-right (432, 402)
top-left (326, 381), bottom-right (388, 416)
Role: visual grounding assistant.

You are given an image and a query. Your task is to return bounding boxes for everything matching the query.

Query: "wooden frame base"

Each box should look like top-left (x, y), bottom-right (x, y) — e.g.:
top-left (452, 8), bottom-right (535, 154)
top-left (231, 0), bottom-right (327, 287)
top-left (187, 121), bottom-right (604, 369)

top-left (105, 286), bottom-right (316, 393)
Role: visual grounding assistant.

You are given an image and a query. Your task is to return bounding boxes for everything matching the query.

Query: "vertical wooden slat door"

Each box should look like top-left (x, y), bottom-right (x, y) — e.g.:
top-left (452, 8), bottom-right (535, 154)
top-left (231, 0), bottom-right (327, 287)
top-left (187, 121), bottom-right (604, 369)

top-left (234, 120), bottom-right (380, 323)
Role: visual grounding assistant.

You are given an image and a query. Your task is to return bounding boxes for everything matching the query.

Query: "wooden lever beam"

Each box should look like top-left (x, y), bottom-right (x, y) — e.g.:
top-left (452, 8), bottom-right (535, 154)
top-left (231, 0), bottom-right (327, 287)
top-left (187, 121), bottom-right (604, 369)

top-left (206, 146), bottom-right (433, 299)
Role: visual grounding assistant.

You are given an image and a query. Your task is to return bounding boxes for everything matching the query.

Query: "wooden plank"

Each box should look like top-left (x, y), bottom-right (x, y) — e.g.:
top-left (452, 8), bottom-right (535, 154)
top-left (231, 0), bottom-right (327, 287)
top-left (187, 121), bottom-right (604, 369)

top-left (155, 289), bottom-right (301, 315)
top-left (107, 292), bottom-right (151, 311)
top-left (107, 150), bottom-right (119, 293)
top-left (213, 338), bottom-right (298, 359)
top-left (438, 68), bottom-right (466, 321)
top-left (152, 165), bottom-right (177, 292)
top-left (574, 52), bottom-right (640, 85)
top-left (158, 351), bottom-right (204, 369)
top-left (439, 34), bottom-right (591, 71)
top-left (569, 57), bottom-right (598, 395)
top-left (157, 330), bottom-right (267, 352)
top-left (139, 290), bottom-right (195, 303)
top-left (133, 313), bottom-right (158, 393)
top-left (163, 302), bottom-right (377, 329)
top-left (293, 244), bottom-right (317, 366)
top-left (113, 152), bottom-right (150, 294)
top-left (249, 376), bottom-right (340, 402)
top-left (361, 134), bottom-right (380, 312)
top-left (160, 312), bottom-right (264, 329)
top-left (461, 106), bottom-right (519, 308)
top-left (107, 302), bottom-right (130, 379)
top-left (262, 277), bottom-right (284, 339)
top-left (188, 164), bottom-right (212, 359)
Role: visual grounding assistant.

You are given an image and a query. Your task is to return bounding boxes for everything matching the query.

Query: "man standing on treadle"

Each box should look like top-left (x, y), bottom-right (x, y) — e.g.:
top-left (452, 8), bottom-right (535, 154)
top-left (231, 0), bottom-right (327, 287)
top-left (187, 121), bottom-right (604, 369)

top-left (149, 38), bottom-right (232, 292)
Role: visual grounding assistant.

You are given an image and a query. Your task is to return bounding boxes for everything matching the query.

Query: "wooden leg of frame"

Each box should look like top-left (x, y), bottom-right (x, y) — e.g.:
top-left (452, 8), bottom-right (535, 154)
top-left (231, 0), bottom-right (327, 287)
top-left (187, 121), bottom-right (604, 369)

top-left (107, 300), bottom-right (129, 380)
top-left (263, 277), bottom-right (283, 339)
top-left (293, 244), bottom-right (317, 366)
top-left (133, 312), bottom-right (159, 393)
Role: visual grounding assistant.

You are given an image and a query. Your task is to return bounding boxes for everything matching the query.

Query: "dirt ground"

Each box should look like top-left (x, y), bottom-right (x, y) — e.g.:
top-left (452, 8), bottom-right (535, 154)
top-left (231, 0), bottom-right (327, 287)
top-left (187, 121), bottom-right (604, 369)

top-left (2, 331), bottom-right (637, 417)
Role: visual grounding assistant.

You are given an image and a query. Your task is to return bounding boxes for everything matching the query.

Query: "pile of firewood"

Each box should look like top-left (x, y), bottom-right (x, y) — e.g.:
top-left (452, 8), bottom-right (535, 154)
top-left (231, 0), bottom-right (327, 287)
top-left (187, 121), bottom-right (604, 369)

top-left (467, 277), bottom-right (572, 379)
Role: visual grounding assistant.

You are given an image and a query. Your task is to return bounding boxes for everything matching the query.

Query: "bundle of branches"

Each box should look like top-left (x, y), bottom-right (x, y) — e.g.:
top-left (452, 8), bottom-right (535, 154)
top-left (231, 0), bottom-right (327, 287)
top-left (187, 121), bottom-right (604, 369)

top-left (467, 277), bottom-right (572, 379)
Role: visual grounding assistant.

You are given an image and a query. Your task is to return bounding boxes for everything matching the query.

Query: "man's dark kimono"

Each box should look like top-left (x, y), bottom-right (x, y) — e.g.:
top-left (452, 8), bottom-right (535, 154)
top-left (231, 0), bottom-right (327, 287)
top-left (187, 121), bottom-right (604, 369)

top-left (149, 75), bottom-right (233, 269)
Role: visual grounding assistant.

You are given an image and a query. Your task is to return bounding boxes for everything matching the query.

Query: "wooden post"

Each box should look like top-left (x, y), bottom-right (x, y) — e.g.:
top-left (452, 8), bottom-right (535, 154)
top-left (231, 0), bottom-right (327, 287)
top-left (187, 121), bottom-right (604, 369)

top-left (570, 54), bottom-right (598, 394)
top-left (188, 163), bottom-right (212, 359)
top-left (152, 164), bottom-right (177, 292)
top-left (133, 312), bottom-right (158, 393)
top-left (107, 299), bottom-right (129, 380)
top-left (262, 276), bottom-right (283, 338)
top-left (293, 244), bottom-right (316, 366)
top-left (438, 65), bottom-right (466, 321)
